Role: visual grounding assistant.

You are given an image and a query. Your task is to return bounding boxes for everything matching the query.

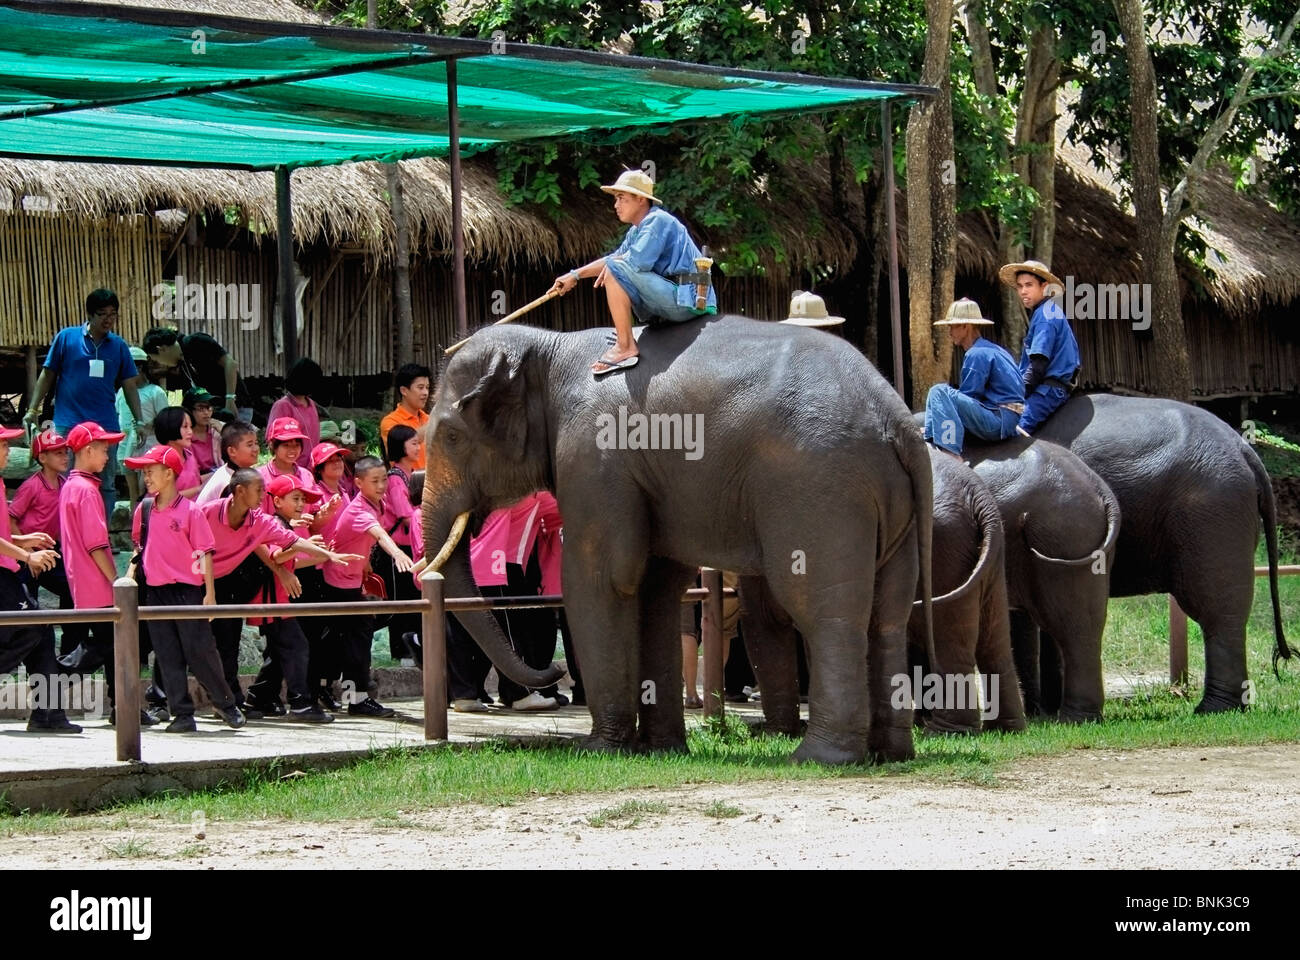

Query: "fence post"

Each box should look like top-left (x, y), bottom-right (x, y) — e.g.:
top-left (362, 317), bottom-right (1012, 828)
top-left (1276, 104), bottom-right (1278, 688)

top-left (700, 567), bottom-right (724, 720)
top-left (1169, 594), bottom-right (1188, 686)
top-left (113, 577), bottom-right (141, 762)
top-left (421, 570), bottom-right (447, 741)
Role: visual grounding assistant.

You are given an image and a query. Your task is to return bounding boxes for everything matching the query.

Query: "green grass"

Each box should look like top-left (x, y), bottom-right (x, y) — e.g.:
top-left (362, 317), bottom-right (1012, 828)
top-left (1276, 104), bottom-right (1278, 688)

top-left (701, 799), bottom-right (744, 819)
top-left (100, 835), bottom-right (156, 860)
top-left (586, 799), bottom-right (670, 828)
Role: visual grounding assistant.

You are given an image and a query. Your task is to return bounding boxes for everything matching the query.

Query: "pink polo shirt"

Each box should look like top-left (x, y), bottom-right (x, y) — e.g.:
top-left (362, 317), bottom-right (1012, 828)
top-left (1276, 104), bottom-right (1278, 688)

top-left (268, 394), bottom-right (321, 463)
top-left (383, 466), bottom-right (414, 548)
top-left (58, 470), bottom-right (113, 607)
top-left (200, 497), bottom-right (298, 578)
top-left (259, 461), bottom-right (315, 514)
top-left (0, 484), bottom-right (18, 574)
top-left (174, 446), bottom-right (201, 498)
top-left (322, 493), bottom-right (383, 590)
top-left (10, 471), bottom-right (64, 541)
top-left (191, 426), bottom-right (220, 474)
top-left (132, 494), bottom-right (215, 587)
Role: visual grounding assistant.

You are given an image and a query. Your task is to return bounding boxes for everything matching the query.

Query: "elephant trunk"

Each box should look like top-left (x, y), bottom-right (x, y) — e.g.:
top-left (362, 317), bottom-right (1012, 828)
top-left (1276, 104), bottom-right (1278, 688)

top-left (426, 505), bottom-right (566, 691)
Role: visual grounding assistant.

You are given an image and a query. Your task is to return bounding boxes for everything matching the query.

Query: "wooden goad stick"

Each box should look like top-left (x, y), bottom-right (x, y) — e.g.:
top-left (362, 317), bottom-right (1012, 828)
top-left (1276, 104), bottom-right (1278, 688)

top-left (444, 288), bottom-right (559, 356)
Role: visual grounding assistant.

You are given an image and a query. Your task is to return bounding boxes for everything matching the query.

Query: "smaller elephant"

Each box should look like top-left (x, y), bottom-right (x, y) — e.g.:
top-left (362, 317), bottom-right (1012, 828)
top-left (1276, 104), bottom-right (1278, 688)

top-left (905, 448), bottom-right (1026, 734)
top-left (965, 436), bottom-right (1120, 722)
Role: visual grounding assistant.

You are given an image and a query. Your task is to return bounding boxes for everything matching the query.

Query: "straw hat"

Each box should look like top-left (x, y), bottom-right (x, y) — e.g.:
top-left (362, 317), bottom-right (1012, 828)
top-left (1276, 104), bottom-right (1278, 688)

top-left (600, 169), bottom-right (663, 205)
top-left (998, 259), bottom-right (1062, 290)
top-left (781, 290), bottom-right (845, 327)
top-left (933, 298), bottom-right (994, 326)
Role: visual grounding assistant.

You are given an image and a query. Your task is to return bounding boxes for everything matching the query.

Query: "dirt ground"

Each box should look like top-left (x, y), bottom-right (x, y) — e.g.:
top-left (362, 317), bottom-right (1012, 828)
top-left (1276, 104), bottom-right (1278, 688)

top-left (2, 743), bottom-right (1298, 869)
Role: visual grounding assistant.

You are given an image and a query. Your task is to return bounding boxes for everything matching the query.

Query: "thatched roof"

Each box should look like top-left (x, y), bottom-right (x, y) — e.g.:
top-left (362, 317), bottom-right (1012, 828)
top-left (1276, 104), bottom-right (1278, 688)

top-left (3, 1), bottom-right (1297, 311)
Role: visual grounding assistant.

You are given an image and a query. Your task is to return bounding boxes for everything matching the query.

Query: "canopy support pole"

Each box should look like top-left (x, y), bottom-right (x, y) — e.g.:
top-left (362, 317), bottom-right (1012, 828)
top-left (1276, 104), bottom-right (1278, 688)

top-left (276, 165), bottom-right (299, 370)
top-left (447, 58), bottom-right (468, 340)
top-left (882, 102), bottom-right (904, 400)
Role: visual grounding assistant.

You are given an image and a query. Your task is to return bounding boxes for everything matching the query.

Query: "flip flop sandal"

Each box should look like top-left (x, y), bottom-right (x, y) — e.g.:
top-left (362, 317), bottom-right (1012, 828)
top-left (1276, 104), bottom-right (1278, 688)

top-left (592, 354), bottom-right (639, 376)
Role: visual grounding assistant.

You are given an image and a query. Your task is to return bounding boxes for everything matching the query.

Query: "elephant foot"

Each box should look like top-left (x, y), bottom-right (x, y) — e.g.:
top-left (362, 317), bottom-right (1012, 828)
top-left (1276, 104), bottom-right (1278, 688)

top-left (637, 734), bottom-right (688, 754)
top-left (983, 715), bottom-right (1027, 733)
top-left (575, 734), bottom-right (636, 755)
top-left (1194, 685), bottom-right (1249, 714)
top-left (1058, 706), bottom-right (1103, 724)
top-left (792, 735), bottom-right (868, 766)
top-left (866, 724), bottom-right (916, 764)
top-left (922, 710), bottom-right (981, 736)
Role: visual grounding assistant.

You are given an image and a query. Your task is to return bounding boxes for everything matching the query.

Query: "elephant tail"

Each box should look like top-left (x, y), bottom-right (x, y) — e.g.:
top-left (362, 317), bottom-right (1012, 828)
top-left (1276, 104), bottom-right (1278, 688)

top-left (1243, 441), bottom-right (1291, 672)
top-left (915, 479), bottom-right (1002, 608)
top-left (1024, 466), bottom-right (1120, 567)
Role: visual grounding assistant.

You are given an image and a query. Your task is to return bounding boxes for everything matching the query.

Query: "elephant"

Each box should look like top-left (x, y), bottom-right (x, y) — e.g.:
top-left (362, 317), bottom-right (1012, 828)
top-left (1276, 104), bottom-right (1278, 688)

top-left (963, 435), bottom-right (1120, 721)
top-left (421, 315), bottom-right (934, 765)
top-left (1033, 393), bottom-right (1291, 713)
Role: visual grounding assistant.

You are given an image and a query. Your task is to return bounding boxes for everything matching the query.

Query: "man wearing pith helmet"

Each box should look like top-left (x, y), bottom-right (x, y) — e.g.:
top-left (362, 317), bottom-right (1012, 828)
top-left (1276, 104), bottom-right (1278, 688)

top-left (923, 298), bottom-right (1025, 457)
top-left (999, 259), bottom-right (1081, 434)
top-left (551, 168), bottom-right (717, 376)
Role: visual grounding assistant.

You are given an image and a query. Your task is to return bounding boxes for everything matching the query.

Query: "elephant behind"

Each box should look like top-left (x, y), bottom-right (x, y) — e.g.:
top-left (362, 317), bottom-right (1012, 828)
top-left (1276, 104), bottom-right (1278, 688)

top-left (1035, 393), bottom-right (1290, 713)
top-left (422, 316), bottom-right (934, 765)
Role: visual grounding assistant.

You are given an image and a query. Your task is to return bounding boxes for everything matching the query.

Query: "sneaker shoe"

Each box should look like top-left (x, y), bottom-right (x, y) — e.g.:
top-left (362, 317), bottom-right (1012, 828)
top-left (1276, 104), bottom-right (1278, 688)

top-left (347, 697), bottom-right (396, 718)
top-left (146, 705), bottom-right (171, 723)
top-left (218, 705), bottom-right (246, 729)
top-left (510, 692), bottom-right (558, 712)
top-left (551, 693), bottom-right (570, 707)
top-left (26, 709), bottom-right (82, 733)
top-left (245, 697), bottom-right (285, 717)
top-left (109, 708), bottom-right (160, 727)
top-left (165, 715), bottom-right (198, 733)
top-left (317, 686), bottom-right (342, 711)
top-left (287, 703), bottom-right (334, 724)
top-left (452, 698), bottom-right (487, 713)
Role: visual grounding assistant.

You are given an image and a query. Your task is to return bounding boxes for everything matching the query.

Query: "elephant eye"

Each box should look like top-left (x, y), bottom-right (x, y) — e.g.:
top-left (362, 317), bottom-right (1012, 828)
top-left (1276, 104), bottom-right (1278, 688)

top-left (443, 427), bottom-right (461, 446)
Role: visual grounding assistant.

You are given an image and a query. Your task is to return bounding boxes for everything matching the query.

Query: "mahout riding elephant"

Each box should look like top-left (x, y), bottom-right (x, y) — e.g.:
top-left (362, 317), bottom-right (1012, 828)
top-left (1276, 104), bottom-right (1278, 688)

top-left (422, 316), bottom-right (933, 764)
top-left (1035, 394), bottom-right (1290, 713)
top-left (964, 436), bottom-right (1120, 721)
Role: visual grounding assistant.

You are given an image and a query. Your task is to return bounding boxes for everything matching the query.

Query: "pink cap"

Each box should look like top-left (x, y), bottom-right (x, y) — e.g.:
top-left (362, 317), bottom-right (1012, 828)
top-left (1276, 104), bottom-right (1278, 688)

top-left (266, 417), bottom-right (309, 443)
top-left (309, 442), bottom-right (351, 469)
top-left (67, 421), bottom-right (127, 451)
top-left (31, 429), bottom-right (68, 456)
top-left (124, 444), bottom-right (185, 475)
top-left (266, 473), bottom-right (323, 502)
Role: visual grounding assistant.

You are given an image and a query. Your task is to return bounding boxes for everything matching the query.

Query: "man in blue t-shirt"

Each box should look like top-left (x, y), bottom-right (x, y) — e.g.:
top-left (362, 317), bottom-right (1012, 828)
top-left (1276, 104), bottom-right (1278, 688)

top-left (999, 259), bottom-right (1081, 434)
top-left (23, 289), bottom-right (144, 517)
top-left (551, 168), bottom-right (716, 376)
top-left (924, 299), bottom-right (1025, 457)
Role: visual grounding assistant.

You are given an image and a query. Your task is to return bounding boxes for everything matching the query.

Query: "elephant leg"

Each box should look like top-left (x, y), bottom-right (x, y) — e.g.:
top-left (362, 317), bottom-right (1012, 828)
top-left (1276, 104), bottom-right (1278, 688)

top-left (974, 580), bottom-right (1026, 732)
top-left (867, 526), bottom-right (920, 763)
top-left (635, 557), bottom-right (696, 752)
top-left (1174, 572), bottom-right (1251, 713)
top-left (1039, 629), bottom-right (1064, 716)
top-left (1010, 610), bottom-right (1044, 716)
top-left (738, 575), bottom-right (801, 736)
top-left (921, 597), bottom-right (982, 735)
top-left (1035, 582), bottom-right (1105, 722)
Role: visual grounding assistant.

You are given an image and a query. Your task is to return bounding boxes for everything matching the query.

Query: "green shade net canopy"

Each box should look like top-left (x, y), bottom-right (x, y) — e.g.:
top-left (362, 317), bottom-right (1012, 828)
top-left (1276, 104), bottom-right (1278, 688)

top-left (0, 0), bottom-right (933, 170)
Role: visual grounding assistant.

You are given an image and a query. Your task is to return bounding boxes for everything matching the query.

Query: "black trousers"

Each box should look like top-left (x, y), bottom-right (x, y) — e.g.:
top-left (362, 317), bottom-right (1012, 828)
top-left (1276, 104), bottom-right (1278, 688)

top-left (297, 567), bottom-right (340, 693)
top-left (0, 569), bottom-right (68, 711)
top-left (481, 552), bottom-right (560, 706)
top-left (372, 544), bottom-right (419, 658)
top-left (446, 612), bottom-right (492, 702)
top-left (246, 617), bottom-right (311, 708)
top-left (55, 616), bottom-right (117, 705)
top-left (318, 582), bottom-right (374, 701)
top-left (20, 559), bottom-right (89, 655)
top-left (144, 583), bottom-right (236, 719)
top-left (211, 554), bottom-right (270, 706)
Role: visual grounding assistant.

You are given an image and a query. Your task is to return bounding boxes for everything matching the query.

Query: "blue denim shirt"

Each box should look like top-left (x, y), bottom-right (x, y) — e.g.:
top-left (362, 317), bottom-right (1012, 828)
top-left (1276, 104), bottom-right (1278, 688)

top-left (962, 336), bottom-right (1025, 411)
top-left (610, 206), bottom-right (706, 279)
top-left (1019, 297), bottom-right (1081, 385)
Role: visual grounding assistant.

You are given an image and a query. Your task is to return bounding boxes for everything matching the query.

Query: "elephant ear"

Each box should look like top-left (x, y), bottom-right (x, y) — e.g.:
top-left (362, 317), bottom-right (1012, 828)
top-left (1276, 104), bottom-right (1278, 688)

top-left (453, 346), bottom-right (530, 462)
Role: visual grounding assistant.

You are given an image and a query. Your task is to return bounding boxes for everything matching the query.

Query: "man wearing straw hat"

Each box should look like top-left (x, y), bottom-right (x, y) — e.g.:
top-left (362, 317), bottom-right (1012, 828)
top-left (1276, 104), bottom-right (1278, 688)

top-left (999, 259), bottom-right (1081, 434)
top-left (923, 298), bottom-right (1024, 457)
top-left (550, 168), bottom-right (717, 376)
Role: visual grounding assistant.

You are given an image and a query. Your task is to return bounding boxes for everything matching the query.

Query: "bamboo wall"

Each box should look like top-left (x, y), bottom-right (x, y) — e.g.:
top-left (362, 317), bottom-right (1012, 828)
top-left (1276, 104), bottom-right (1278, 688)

top-left (0, 212), bottom-right (162, 344)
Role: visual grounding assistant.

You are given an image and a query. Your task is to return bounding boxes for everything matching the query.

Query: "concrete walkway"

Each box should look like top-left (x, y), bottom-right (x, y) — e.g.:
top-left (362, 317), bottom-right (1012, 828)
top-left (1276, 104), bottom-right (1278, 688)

top-left (0, 698), bottom-right (772, 813)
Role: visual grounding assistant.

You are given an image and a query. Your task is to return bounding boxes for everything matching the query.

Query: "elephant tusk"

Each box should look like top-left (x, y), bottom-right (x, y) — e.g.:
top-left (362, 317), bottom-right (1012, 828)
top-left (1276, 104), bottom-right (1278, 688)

top-left (429, 511), bottom-right (470, 573)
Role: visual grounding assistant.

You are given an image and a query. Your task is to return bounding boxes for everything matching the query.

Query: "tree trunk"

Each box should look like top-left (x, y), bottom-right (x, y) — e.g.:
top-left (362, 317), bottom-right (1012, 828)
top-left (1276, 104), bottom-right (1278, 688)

top-left (904, 0), bottom-right (955, 409)
top-left (862, 159), bottom-right (884, 365)
top-left (1027, 26), bottom-right (1059, 265)
top-left (1112, 0), bottom-right (1192, 399)
top-left (929, 66), bottom-right (957, 381)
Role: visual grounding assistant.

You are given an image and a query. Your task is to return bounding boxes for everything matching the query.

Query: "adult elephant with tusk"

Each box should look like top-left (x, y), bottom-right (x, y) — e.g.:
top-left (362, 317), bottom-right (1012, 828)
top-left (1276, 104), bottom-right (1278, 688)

top-left (423, 316), bottom-right (934, 765)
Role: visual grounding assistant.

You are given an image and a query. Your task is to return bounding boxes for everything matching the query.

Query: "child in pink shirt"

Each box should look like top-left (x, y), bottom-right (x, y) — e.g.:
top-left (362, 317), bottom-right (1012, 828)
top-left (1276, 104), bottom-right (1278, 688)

top-left (379, 424), bottom-right (421, 660)
top-left (267, 358), bottom-right (323, 464)
top-left (10, 430), bottom-right (85, 655)
top-left (183, 388), bottom-right (223, 480)
top-left (0, 424), bottom-right (79, 732)
top-left (259, 417), bottom-right (315, 514)
top-left (313, 457), bottom-right (411, 717)
top-left (152, 407), bottom-right (202, 499)
top-left (56, 421), bottom-right (131, 721)
top-left (126, 444), bottom-right (244, 732)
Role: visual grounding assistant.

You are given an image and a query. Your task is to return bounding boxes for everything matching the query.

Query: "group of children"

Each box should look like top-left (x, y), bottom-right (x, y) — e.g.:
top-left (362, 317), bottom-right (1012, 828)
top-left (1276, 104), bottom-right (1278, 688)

top-left (2, 398), bottom-right (431, 732)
